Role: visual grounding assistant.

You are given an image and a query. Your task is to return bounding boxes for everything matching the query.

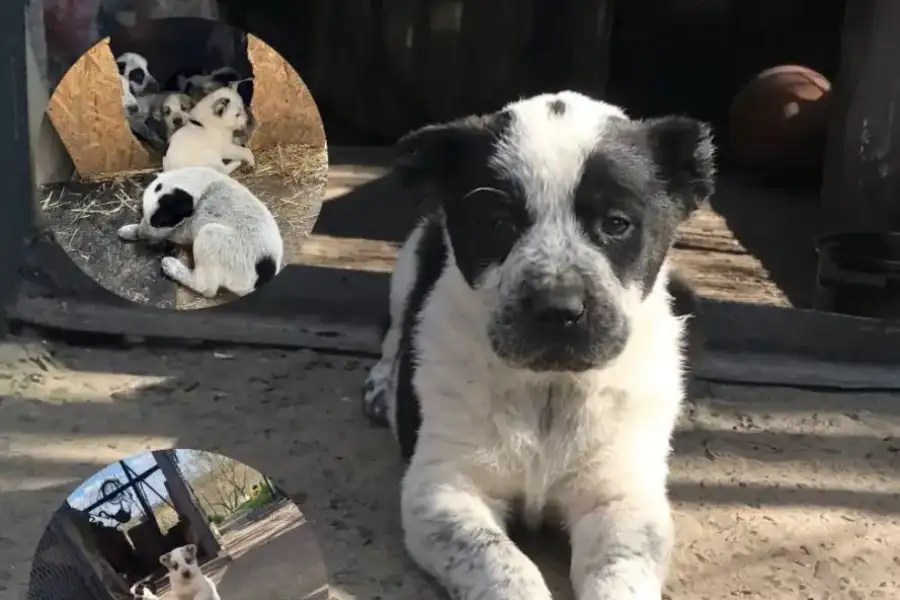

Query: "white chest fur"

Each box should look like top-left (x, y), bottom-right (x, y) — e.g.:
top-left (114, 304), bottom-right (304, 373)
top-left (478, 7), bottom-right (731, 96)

top-left (412, 268), bottom-right (686, 526)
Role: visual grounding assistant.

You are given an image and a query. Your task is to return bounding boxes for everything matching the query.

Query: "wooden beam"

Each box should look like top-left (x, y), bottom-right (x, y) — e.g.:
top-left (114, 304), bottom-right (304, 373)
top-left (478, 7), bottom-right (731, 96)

top-left (0, 1), bottom-right (34, 340)
top-left (152, 450), bottom-right (221, 560)
top-left (821, 0), bottom-right (900, 233)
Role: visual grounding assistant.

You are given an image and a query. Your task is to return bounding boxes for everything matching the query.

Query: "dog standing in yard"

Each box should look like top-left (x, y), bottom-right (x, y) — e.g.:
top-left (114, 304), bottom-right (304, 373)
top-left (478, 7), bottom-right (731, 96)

top-left (117, 166), bottom-right (283, 298)
top-left (159, 545), bottom-right (220, 600)
top-left (362, 90), bottom-right (715, 599)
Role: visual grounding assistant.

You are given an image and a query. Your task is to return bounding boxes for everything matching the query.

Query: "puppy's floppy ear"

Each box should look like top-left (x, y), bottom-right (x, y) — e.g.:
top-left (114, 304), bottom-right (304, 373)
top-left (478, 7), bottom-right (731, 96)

top-left (212, 97), bottom-right (230, 117)
top-left (150, 187), bottom-right (195, 228)
top-left (394, 111), bottom-right (511, 188)
top-left (159, 552), bottom-right (172, 568)
top-left (630, 116), bottom-right (716, 219)
top-left (183, 544), bottom-right (197, 561)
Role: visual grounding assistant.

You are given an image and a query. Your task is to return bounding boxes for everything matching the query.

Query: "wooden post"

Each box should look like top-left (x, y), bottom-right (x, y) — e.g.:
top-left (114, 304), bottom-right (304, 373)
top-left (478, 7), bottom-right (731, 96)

top-left (820, 0), bottom-right (900, 233)
top-left (152, 450), bottom-right (221, 560)
top-left (0, 0), bottom-right (35, 339)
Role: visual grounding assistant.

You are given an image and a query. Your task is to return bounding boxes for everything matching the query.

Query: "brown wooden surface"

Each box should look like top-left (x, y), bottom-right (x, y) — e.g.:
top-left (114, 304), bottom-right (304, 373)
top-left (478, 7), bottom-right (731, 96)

top-left (821, 0), bottom-right (900, 233)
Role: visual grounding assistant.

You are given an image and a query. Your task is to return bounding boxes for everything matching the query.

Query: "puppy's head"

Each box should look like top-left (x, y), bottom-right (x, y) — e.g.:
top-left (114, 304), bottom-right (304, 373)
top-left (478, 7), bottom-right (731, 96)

top-left (115, 52), bottom-right (158, 96)
top-left (138, 169), bottom-right (210, 239)
top-left (159, 93), bottom-right (194, 137)
top-left (159, 544), bottom-right (198, 581)
top-left (191, 86), bottom-right (249, 130)
top-left (397, 91), bottom-right (715, 372)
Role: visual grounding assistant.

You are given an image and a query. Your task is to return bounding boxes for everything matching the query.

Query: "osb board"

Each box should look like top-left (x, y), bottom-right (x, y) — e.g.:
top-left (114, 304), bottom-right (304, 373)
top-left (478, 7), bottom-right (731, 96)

top-left (246, 35), bottom-right (326, 151)
top-left (47, 39), bottom-right (154, 177)
top-left (48, 35), bottom-right (325, 178)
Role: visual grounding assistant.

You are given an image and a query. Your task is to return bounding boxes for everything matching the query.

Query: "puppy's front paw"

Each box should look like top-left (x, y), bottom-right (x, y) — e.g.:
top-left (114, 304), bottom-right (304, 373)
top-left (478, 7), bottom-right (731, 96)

top-left (160, 256), bottom-right (188, 281)
top-left (362, 362), bottom-right (392, 426)
top-left (117, 223), bottom-right (141, 241)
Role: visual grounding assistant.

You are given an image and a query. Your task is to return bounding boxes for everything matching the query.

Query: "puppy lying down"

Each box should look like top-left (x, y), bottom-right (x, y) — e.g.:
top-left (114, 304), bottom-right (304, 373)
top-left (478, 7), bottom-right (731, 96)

top-left (118, 166), bottom-right (283, 298)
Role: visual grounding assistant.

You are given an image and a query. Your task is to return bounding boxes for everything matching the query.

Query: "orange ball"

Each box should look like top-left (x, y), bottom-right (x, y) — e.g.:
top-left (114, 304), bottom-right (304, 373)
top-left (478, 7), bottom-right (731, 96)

top-left (729, 65), bottom-right (831, 174)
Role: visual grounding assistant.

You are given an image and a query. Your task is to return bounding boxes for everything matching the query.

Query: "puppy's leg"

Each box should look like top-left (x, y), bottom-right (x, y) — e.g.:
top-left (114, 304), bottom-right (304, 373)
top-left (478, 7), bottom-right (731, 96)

top-left (403, 467), bottom-right (553, 600)
top-left (117, 223), bottom-right (143, 241)
top-left (222, 143), bottom-right (255, 168)
top-left (161, 256), bottom-right (220, 297)
top-left (567, 487), bottom-right (673, 600)
top-left (363, 222), bottom-right (426, 426)
top-left (222, 159), bottom-right (242, 175)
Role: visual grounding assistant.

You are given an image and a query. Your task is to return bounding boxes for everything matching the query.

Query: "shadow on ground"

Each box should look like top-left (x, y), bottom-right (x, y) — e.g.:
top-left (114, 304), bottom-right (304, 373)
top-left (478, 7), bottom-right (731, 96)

top-left (1, 337), bottom-right (899, 599)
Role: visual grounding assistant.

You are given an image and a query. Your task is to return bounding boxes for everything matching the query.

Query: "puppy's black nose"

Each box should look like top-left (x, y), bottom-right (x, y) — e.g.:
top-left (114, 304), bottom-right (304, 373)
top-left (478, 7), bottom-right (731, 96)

top-left (529, 286), bottom-right (586, 326)
top-left (174, 117), bottom-right (183, 127)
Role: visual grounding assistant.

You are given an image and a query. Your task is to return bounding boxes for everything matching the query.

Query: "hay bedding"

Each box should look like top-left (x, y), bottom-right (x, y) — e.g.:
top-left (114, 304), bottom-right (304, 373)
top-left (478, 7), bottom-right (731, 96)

top-left (44, 34), bottom-right (329, 310)
top-left (41, 144), bottom-right (328, 310)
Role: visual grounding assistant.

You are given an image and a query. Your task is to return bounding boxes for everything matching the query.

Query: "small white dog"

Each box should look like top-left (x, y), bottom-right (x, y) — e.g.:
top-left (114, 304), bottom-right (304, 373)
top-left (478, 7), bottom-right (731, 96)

top-left (159, 545), bottom-right (220, 600)
top-left (362, 91), bottom-right (716, 599)
top-left (117, 166), bottom-right (283, 298)
top-left (163, 85), bottom-right (255, 174)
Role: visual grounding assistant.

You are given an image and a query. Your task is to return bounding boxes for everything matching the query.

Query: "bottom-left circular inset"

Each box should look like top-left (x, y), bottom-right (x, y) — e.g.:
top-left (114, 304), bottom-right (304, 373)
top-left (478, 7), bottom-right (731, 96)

top-left (28, 449), bottom-right (329, 600)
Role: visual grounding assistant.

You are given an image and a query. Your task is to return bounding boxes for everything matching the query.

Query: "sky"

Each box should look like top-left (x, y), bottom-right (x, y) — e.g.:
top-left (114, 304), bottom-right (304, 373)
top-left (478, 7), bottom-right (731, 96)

top-left (66, 449), bottom-right (205, 526)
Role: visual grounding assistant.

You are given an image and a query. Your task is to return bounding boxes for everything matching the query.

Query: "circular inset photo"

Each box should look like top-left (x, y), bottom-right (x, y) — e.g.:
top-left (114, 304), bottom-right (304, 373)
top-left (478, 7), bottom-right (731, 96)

top-left (28, 449), bottom-right (328, 600)
top-left (41, 18), bottom-right (327, 309)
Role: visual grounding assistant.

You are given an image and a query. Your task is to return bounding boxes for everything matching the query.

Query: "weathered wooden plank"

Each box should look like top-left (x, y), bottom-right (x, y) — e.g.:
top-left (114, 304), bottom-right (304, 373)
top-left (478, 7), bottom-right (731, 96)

top-left (10, 294), bottom-right (383, 355)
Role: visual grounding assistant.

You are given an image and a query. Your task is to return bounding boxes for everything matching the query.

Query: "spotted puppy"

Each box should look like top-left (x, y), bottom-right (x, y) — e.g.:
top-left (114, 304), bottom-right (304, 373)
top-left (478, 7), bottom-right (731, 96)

top-left (151, 92), bottom-right (195, 141)
top-left (159, 545), bottom-right (220, 600)
top-left (117, 166), bottom-right (283, 298)
top-left (177, 68), bottom-right (257, 146)
top-left (115, 52), bottom-right (158, 97)
top-left (362, 90), bottom-right (715, 600)
top-left (163, 85), bottom-right (255, 174)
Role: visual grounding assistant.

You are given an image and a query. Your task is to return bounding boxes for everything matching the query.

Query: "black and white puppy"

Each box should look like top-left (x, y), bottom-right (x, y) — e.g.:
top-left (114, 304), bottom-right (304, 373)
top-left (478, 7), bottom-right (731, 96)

top-left (117, 166), bottom-right (283, 298)
top-left (362, 91), bottom-right (715, 600)
top-left (115, 52), bottom-right (158, 97)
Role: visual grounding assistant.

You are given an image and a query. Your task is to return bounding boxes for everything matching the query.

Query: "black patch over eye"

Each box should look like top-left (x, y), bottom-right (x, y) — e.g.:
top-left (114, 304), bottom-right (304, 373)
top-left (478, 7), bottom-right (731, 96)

top-left (600, 213), bottom-right (632, 237)
top-left (129, 69), bottom-right (145, 84)
top-left (445, 186), bottom-right (529, 286)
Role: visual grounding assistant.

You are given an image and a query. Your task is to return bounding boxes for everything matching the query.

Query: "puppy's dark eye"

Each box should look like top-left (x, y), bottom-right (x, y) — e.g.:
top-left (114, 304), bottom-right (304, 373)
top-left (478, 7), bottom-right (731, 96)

top-left (600, 214), bottom-right (632, 237)
top-left (491, 214), bottom-right (514, 231)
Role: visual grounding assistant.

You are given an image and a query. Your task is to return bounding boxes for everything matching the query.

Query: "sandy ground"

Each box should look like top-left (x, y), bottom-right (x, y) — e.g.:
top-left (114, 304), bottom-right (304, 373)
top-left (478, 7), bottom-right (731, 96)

top-left (1, 334), bottom-right (899, 599)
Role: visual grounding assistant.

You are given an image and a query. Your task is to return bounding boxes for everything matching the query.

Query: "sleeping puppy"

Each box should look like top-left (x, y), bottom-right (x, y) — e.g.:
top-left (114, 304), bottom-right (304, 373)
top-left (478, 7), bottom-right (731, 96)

top-left (163, 85), bottom-right (255, 175)
top-left (158, 545), bottom-right (220, 600)
top-left (362, 90), bottom-right (716, 599)
top-left (117, 166), bottom-right (283, 298)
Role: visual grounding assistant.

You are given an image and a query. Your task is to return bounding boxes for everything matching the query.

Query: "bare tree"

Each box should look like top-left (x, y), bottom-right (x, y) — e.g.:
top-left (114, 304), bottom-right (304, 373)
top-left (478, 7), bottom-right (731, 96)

top-left (187, 451), bottom-right (256, 515)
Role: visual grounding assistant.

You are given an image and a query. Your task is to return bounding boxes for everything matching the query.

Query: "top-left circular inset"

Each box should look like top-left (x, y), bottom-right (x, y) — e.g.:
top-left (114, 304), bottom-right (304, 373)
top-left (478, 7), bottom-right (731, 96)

top-left (40, 18), bottom-right (327, 310)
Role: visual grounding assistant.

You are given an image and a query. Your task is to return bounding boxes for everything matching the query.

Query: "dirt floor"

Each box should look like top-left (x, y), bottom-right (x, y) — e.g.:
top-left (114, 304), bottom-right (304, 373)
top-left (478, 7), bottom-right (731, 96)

top-left (39, 145), bottom-right (327, 311)
top-left (0, 334), bottom-right (898, 599)
top-left (148, 501), bottom-right (328, 600)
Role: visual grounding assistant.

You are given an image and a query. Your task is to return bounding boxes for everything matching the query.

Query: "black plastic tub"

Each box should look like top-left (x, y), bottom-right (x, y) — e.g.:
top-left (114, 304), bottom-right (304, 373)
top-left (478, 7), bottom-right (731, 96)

top-left (815, 232), bottom-right (900, 319)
